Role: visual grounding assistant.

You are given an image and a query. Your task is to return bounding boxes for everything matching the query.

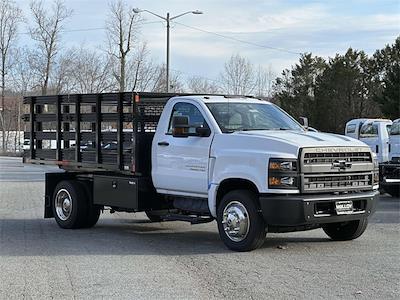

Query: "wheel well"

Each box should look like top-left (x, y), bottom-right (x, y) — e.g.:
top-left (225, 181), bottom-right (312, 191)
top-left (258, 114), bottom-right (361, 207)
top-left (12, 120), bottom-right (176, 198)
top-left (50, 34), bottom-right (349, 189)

top-left (44, 173), bottom-right (96, 218)
top-left (216, 178), bottom-right (259, 208)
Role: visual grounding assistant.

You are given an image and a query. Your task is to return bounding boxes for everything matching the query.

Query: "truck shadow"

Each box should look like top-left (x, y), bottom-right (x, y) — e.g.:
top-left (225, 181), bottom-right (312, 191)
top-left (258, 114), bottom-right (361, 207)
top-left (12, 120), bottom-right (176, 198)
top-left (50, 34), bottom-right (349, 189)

top-left (0, 218), bottom-right (333, 257)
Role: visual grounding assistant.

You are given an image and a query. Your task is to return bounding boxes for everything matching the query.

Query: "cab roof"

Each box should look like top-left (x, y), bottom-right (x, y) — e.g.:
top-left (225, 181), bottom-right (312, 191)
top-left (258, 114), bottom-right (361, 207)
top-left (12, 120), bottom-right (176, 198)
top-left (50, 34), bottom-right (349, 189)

top-left (173, 95), bottom-right (272, 104)
top-left (346, 118), bottom-right (392, 125)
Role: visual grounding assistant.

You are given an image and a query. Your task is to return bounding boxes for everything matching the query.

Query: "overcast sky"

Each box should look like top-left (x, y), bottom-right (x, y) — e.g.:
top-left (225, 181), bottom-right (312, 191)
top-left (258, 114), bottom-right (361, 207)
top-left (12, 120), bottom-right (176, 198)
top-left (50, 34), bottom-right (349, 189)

top-left (16, 0), bottom-right (400, 80)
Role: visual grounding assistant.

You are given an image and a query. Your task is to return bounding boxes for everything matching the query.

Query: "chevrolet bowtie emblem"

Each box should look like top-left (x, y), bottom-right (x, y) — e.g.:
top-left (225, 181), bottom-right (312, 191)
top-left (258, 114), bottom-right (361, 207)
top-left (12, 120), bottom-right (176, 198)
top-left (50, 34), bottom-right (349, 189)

top-left (331, 160), bottom-right (352, 170)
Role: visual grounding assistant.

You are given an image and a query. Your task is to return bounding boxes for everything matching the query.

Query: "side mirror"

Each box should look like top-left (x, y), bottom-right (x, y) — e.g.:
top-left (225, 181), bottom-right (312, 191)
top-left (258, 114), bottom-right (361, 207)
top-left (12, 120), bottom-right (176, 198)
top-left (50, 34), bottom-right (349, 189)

top-left (299, 117), bottom-right (309, 129)
top-left (196, 126), bottom-right (211, 137)
top-left (172, 116), bottom-right (189, 137)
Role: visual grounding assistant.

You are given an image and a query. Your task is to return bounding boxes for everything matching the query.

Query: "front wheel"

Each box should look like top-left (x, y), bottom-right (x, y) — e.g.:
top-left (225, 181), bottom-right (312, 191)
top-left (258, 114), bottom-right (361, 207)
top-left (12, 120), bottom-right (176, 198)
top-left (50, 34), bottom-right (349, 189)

top-left (217, 190), bottom-right (266, 251)
top-left (322, 219), bottom-right (368, 241)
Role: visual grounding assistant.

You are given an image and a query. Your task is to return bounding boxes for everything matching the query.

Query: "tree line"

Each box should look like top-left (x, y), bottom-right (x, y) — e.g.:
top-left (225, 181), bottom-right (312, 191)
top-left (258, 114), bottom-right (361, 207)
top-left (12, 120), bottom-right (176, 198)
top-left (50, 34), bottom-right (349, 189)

top-left (274, 39), bottom-right (399, 133)
top-left (0, 0), bottom-right (399, 152)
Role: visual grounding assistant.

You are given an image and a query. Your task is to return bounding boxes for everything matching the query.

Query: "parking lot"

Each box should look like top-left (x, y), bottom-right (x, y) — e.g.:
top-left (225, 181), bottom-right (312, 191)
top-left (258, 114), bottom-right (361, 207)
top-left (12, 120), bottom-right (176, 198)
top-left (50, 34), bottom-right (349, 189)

top-left (0, 156), bottom-right (399, 299)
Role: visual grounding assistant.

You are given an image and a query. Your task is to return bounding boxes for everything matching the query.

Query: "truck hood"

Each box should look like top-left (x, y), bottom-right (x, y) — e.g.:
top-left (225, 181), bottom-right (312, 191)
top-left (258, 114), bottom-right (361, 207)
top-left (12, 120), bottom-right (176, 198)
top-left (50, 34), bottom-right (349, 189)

top-left (234, 130), bottom-right (368, 148)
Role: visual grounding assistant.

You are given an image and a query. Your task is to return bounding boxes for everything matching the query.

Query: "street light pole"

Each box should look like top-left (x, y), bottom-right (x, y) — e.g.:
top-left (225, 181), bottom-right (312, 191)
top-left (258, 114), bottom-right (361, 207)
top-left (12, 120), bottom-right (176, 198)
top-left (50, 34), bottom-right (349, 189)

top-left (133, 9), bottom-right (203, 93)
top-left (166, 12), bottom-right (170, 92)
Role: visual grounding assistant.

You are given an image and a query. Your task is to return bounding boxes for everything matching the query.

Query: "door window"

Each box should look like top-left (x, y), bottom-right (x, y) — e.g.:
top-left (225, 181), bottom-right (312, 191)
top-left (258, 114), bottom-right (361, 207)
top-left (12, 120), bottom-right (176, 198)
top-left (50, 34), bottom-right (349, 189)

top-left (168, 102), bottom-right (209, 134)
top-left (346, 124), bottom-right (356, 134)
top-left (390, 122), bottom-right (400, 135)
top-left (359, 123), bottom-right (378, 138)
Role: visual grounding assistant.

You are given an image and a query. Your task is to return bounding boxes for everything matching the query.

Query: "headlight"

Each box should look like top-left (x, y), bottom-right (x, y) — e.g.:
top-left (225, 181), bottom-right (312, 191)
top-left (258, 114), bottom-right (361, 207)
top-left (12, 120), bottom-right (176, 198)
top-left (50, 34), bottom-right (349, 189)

top-left (372, 152), bottom-right (379, 169)
top-left (268, 158), bottom-right (298, 189)
top-left (371, 153), bottom-right (379, 185)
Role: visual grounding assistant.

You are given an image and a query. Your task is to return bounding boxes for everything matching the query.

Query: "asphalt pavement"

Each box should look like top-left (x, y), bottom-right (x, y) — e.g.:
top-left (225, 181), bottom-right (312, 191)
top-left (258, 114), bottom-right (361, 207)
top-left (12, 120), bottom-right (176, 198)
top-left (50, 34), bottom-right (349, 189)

top-left (0, 156), bottom-right (399, 299)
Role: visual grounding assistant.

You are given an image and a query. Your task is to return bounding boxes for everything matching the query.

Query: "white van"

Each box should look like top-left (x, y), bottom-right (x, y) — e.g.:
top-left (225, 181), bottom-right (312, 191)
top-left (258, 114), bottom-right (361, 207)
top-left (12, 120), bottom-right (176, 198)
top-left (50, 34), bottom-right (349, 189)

top-left (345, 119), bottom-right (392, 163)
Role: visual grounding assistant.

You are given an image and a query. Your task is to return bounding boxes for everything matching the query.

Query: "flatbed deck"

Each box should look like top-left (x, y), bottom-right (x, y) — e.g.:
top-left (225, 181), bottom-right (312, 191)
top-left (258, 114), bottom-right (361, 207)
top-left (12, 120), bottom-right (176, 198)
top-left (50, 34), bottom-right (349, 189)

top-left (23, 92), bottom-right (195, 175)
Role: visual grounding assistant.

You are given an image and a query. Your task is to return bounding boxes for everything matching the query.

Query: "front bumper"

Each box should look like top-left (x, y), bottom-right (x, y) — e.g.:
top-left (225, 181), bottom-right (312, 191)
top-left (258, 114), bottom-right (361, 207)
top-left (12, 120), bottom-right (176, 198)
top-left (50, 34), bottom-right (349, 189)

top-left (259, 190), bottom-right (379, 226)
top-left (380, 163), bottom-right (400, 187)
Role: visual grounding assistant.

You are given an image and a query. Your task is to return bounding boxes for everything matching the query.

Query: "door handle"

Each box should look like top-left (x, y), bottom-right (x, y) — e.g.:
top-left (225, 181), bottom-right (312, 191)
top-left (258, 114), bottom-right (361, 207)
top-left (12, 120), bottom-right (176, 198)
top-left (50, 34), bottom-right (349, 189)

top-left (158, 141), bottom-right (169, 146)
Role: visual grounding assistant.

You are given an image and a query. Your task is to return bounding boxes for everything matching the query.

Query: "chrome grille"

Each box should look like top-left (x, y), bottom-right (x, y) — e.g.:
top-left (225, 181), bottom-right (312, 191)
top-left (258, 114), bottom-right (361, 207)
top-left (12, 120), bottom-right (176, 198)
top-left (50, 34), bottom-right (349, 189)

top-left (304, 152), bottom-right (372, 165)
top-left (301, 147), bottom-right (374, 193)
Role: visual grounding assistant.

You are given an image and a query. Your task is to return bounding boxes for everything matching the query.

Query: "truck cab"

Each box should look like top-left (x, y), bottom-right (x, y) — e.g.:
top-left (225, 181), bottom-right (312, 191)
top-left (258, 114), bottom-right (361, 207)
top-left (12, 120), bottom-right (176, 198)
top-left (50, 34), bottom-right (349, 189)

top-left (345, 118), bottom-right (392, 163)
top-left (24, 93), bottom-right (380, 251)
top-left (389, 119), bottom-right (400, 162)
top-left (380, 118), bottom-right (400, 197)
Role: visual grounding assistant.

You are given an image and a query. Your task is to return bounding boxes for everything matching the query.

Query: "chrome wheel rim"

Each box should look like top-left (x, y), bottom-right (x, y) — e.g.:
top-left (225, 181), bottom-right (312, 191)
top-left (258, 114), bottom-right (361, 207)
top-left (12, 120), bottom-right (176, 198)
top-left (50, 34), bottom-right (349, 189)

top-left (222, 201), bottom-right (250, 242)
top-left (55, 189), bottom-right (72, 221)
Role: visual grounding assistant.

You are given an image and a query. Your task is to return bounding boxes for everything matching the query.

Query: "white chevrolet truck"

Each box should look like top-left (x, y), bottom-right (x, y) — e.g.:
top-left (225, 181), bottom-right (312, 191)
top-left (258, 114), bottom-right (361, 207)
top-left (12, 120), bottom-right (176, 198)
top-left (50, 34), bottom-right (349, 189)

top-left (23, 92), bottom-right (379, 251)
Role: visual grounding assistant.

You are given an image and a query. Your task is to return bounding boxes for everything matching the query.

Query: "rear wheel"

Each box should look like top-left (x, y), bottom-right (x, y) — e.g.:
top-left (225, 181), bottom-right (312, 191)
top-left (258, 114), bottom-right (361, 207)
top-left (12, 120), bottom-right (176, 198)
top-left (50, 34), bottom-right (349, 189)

top-left (217, 190), bottom-right (266, 252)
top-left (53, 180), bottom-right (89, 229)
top-left (83, 201), bottom-right (101, 228)
top-left (322, 219), bottom-right (368, 241)
top-left (76, 181), bottom-right (101, 228)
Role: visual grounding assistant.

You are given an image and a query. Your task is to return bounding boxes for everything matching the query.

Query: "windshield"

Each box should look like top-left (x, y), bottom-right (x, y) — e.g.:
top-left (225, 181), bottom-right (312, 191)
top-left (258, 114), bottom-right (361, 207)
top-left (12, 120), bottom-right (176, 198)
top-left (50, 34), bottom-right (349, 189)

top-left (206, 102), bottom-right (304, 133)
top-left (390, 121), bottom-right (400, 136)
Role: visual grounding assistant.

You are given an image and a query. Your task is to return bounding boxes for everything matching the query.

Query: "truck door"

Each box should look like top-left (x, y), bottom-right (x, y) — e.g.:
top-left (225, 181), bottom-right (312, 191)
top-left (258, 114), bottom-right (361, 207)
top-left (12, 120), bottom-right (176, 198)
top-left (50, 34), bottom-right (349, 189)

top-left (380, 123), bottom-right (391, 162)
top-left (359, 122), bottom-right (384, 163)
top-left (152, 102), bottom-right (213, 196)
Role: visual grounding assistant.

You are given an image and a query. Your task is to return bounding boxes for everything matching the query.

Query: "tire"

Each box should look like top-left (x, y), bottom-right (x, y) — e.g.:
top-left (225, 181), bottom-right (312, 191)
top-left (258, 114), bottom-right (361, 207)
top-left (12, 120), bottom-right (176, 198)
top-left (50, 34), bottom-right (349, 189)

top-left (384, 186), bottom-right (400, 198)
top-left (217, 190), bottom-right (266, 252)
top-left (52, 180), bottom-right (89, 229)
top-left (76, 181), bottom-right (101, 228)
top-left (83, 206), bottom-right (101, 228)
top-left (322, 218), bottom-right (368, 241)
top-left (145, 211), bottom-right (163, 222)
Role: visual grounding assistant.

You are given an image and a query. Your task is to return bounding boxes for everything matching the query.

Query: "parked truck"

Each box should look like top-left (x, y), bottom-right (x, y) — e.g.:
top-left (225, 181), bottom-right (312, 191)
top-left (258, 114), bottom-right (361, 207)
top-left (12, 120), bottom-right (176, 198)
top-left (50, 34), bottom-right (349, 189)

top-left (345, 118), bottom-right (392, 163)
top-left (380, 119), bottom-right (400, 197)
top-left (345, 118), bottom-right (399, 197)
top-left (23, 92), bottom-right (379, 251)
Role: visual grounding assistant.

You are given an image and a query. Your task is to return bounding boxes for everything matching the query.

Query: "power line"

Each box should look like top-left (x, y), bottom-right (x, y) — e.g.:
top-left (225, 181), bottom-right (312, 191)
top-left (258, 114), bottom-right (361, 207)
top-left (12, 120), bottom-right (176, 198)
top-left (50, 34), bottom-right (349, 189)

top-left (170, 68), bottom-right (274, 96)
top-left (17, 21), bottom-right (163, 35)
top-left (172, 21), bottom-right (302, 56)
top-left (17, 16), bottom-right (301, 56)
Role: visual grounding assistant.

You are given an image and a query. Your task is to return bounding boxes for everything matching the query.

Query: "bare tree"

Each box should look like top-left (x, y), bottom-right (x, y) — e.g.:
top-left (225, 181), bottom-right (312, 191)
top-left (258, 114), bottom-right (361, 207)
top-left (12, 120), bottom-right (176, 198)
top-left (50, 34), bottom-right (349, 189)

top-left (127, 42), bottom-right (151, 92)
top-left (68, 47), bottom-right (115, 93)
top-left (10, 47), bottom-right (36, 96)
top-left (29, 0), bottom-right (72, 96)
top-left (106, 0), bottom-right (141, 92)
top-left (10, 47), bottom-right (36, 150)
top-left (254, 65), bottom-right (276, 98)
top-left (220, 54), bottom-right (255, 95)
top-left (50, 49), bottom-right (76, 94)
top-left (0, 0), bottom-right (22, 152)
top-left (150, 65), bottom-right (184, 93)
top-left (187, 76), bottom-right (220, 94)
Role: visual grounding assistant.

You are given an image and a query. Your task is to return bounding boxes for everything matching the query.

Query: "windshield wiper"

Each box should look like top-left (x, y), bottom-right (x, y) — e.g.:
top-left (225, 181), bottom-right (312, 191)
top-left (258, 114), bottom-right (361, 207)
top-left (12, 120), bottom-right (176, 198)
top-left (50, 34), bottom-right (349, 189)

top-left (241, 128), bottom-right (268, 131)
top-left (240, 128), bottom-right (291, 131)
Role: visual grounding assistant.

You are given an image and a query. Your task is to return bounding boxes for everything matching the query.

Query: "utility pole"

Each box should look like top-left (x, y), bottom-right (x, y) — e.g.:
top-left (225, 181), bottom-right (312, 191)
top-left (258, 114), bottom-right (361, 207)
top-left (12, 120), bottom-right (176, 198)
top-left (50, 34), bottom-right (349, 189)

top-left (133, 9), bottom-right (203, 93)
